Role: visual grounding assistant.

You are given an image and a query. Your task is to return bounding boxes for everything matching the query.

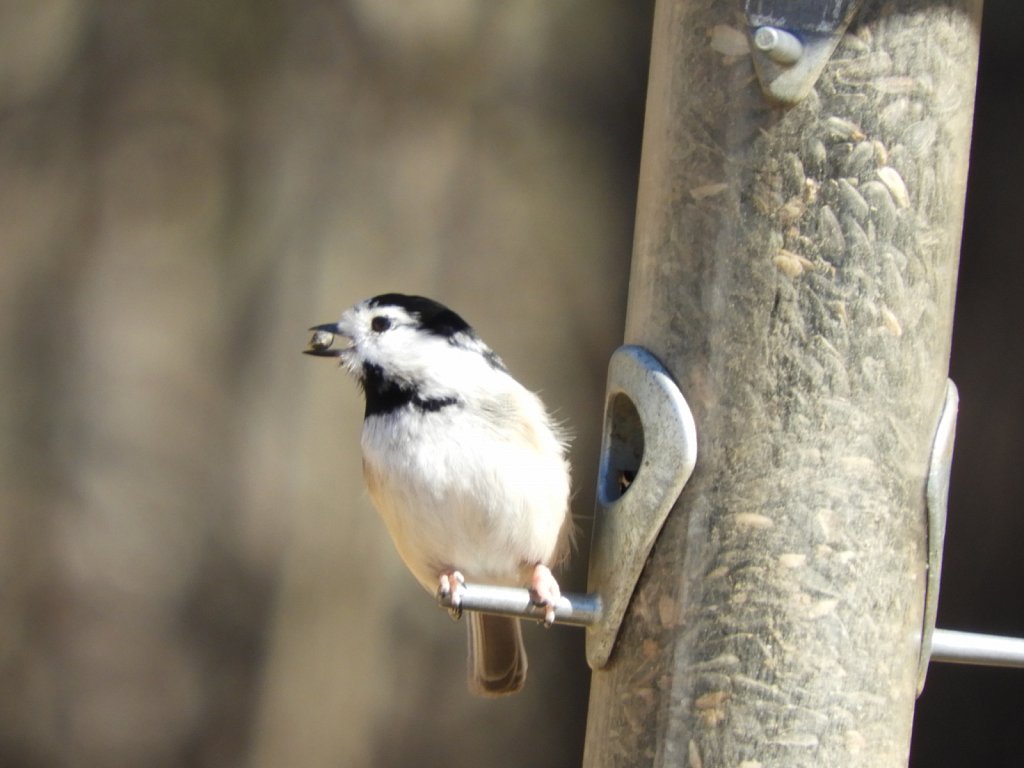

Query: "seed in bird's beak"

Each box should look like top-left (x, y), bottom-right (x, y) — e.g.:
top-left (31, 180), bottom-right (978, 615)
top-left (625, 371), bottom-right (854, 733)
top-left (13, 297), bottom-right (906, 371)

top-left (310, 330), bottom-right (336, 351)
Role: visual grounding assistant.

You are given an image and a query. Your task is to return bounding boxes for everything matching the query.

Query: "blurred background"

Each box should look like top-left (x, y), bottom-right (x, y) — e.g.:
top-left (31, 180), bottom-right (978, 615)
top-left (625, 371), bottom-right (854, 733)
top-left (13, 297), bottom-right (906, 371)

top-left (0, 2), bottom-right (1018, 767)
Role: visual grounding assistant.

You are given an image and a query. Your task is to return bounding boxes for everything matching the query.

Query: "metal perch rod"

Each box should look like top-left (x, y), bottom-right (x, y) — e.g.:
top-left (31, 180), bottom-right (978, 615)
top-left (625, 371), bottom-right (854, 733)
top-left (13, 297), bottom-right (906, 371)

top-left (437, 583), bottom-right (601, 627)
top-left (930, 629), bottom-right (1024, 669)
top-left (441, 584), bottom-right (1024, 669)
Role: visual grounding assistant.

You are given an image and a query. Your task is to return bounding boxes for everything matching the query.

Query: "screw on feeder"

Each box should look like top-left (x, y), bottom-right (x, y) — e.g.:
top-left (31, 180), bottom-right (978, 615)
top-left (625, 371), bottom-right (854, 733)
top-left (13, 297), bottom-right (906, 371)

top-left (753, 26), bottom-right (803, 65)
top-left (742, 1), bottom-right (865, 104)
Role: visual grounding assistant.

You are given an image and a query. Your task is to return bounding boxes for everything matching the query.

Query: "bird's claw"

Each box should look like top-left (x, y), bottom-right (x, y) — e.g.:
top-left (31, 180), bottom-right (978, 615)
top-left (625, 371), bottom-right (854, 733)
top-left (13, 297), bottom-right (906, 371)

top-left (540, 605), bottom-right (556, 628)
top-left (437, 570), bottom-right (466, 621)
top-left (529, 564), bottom-right (561, 628)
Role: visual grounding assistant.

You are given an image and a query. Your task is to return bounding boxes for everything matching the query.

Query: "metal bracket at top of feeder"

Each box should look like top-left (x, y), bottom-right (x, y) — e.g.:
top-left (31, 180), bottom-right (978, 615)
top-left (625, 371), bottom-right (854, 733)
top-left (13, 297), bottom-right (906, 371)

top-left (437, 345), bottom-right (697, 670)
top-left (743, 0), bottom-right (864, 105)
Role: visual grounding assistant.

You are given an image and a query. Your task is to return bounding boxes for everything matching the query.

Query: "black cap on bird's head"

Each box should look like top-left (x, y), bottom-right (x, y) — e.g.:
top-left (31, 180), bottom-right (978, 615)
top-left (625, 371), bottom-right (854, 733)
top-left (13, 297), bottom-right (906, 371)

top-left (365, 293), bottom-right (475, 339)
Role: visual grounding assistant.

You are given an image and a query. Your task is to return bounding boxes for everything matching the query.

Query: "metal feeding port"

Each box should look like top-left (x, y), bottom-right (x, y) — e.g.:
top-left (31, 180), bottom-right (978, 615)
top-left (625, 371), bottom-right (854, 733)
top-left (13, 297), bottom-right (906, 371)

top-left (585, 345), bottom-right (697, 668)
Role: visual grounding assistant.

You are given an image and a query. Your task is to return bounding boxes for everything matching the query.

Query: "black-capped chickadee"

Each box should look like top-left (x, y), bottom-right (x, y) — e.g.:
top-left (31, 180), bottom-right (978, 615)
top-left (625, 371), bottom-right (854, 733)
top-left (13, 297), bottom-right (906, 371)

top-left (305, 293), bottom-right (572, 696)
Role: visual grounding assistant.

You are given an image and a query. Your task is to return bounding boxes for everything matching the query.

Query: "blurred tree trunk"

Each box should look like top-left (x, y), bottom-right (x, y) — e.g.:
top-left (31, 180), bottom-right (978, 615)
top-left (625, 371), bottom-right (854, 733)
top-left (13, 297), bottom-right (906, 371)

top-left (0, 2), bottom-right (648, 766)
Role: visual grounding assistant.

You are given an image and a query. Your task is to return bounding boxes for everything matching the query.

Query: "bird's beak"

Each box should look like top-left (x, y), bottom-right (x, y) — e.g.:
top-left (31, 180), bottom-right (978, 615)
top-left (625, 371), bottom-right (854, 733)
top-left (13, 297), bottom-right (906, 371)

top-left (304, 322), bottom-right (347, 357)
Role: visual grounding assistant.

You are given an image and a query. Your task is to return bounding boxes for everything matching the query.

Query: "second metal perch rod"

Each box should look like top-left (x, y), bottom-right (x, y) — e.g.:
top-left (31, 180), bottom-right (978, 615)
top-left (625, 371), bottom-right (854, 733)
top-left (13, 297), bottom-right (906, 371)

top-left (440, 583), bottom-right (1024, 670)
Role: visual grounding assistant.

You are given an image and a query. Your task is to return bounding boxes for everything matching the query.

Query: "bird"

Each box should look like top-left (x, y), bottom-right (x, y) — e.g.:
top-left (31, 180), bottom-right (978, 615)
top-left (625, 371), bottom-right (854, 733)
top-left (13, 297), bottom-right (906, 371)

top-left (305, 293), bottom-right (572, 696)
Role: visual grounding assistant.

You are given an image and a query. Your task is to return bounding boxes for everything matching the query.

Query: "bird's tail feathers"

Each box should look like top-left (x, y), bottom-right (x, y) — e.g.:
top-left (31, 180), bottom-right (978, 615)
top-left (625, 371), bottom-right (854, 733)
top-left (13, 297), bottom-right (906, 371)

top-left (467, 612), bottom-right (527, 696)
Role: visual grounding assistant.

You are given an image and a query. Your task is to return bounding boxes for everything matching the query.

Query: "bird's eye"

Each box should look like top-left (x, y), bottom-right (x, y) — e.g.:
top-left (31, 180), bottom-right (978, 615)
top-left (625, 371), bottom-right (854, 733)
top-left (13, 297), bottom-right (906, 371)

top-left (371, 316), bottom-right (392, 333)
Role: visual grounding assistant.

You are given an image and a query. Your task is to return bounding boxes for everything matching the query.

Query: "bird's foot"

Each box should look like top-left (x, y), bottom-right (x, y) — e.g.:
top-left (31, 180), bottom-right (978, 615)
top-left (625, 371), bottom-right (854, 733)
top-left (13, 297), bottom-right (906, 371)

top-left (437, 570), bottom-right (466, 621)
top-left (529, 564), bottom-right (561, 628)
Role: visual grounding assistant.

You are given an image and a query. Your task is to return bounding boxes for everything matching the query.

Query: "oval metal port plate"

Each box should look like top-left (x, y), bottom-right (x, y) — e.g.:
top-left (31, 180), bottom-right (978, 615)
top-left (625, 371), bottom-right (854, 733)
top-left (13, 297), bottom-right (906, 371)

top-left (586, 345), bottom-right (697, 669)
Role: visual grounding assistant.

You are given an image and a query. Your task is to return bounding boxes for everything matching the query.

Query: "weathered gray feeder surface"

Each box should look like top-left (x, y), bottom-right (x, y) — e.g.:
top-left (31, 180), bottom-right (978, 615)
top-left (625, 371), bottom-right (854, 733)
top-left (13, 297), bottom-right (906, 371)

top-left (582, 1), bottom-right (981, 767)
